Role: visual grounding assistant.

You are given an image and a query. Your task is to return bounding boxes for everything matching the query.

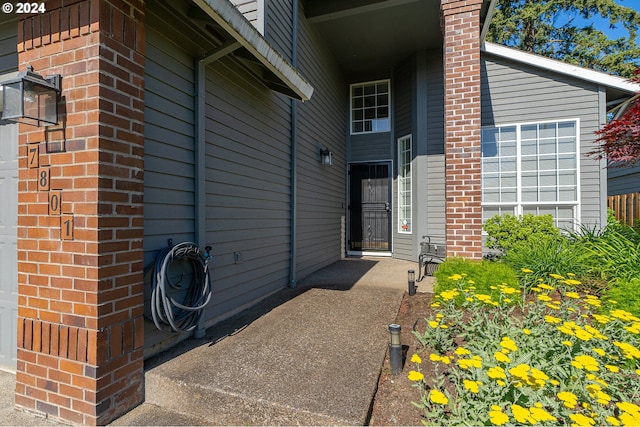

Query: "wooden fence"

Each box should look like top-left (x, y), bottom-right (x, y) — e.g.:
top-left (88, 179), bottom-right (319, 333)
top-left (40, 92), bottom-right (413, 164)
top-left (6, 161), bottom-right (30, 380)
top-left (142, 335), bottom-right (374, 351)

top-left (608, 192), bottom-right (640, 227)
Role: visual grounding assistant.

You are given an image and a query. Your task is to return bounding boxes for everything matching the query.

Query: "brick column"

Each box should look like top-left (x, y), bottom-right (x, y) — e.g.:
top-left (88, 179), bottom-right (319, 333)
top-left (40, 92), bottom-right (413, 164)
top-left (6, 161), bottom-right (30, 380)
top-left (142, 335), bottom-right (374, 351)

top-left (441, 0), bottom-right (483, 259)
top-left (15, 0), bottom-right (145, 424)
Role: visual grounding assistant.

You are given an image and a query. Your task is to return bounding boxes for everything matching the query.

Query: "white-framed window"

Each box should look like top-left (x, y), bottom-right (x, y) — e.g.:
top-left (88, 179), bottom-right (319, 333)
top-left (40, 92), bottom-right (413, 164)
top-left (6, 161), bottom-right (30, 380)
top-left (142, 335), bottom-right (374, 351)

top-left (350, 80), bottom-right (390, 134)
top-left (398, 135), bottom-right (412, 233)
top-left (481, 119), bottom-right (580, 230)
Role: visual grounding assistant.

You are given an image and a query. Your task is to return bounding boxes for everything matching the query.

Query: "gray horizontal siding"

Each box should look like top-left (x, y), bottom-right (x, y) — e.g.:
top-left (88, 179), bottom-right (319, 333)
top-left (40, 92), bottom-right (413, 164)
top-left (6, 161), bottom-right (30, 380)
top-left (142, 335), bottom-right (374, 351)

top-left (295, 1), bottom-right (347, 278)
top-left (393, 56), bottom-right (414, 260)
top-left (608, 166), bottom-right (640, 195)
top-left (481, 55), bottom-right (605, 228)
top-left (424, 49), bottom-right (446, 241)
top-left (0, 18), bottom-right (17, 75)
top-left (143, 25), bottom-right (196, 262)
top-left (266, 0), bottom-right (292, 62)
top-left (350, 133), bottom-right (393, 162)
top-left (203, 53), bottom-right (292, 319)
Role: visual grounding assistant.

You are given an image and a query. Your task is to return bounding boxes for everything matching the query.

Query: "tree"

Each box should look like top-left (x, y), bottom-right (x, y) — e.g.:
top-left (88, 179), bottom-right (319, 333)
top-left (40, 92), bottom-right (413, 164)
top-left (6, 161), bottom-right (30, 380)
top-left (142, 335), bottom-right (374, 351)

top-left (487, 0), bottom-right (640, 77)
top-left (589, 68), bottom-right (640, 167)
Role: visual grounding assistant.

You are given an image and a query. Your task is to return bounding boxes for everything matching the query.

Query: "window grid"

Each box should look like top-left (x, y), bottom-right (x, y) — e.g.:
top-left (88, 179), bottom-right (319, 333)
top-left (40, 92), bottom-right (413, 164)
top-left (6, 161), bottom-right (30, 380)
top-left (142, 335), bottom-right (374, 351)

top-left (398, 135), bottom-right (412, 234)
top-left (351, 80), bottom-right (390, 134)
top-left (481, 120), bottom-right (580, 230)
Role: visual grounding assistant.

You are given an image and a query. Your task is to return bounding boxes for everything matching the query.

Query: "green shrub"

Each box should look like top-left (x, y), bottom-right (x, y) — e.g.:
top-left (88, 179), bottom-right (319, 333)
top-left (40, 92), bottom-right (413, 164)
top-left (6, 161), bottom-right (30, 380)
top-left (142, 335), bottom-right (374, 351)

top-left (603, 277), bottom-right (640, 317)
top-left (434, 257), bottom-right (519, 297)
top-left (503, 236), bottom-right (588, 284)
top-left (483, 213), bottom-right (561, 255)
top-left (583, 229), bottom-right (640, 283)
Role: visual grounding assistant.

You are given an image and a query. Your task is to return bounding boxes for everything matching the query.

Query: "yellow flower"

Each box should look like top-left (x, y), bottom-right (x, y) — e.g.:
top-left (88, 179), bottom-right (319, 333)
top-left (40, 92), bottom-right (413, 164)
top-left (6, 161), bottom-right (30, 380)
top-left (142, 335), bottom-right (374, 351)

top-left (487, 366), bottom-right (506, 380)
top-left (523, 328), bottom-right (531, 335)
top-left (429, 389), bottom-right (448, 405)
top-left (407, 370), bottom-right (424, 382)
top-left (605, 364), bottom-right (620, 373)
top-left (428, 320), bottom-right (439, 328)
top-left (562, 340), bottom-right (573, 347)
top-left (454, 347), bottom-right (470, 356)
top-left (494, 351), bottom-right (511, 363)
top-left (544, 315), bottom-right (562, 324)
top-left (550, 273), bottom-right (565, 280)
top-left (463, 379), bottom-right (482, 393)
top-left (592, 314), bottom-right (611, 324)
top-left (511, 404), bottom-right (535, 424)
top-left (565, 291), bottom-right (581, 299)
top-left (563, 279), bottom-right (582, 285)
top-left (440, 289), bottom-right (460, 301)
top-left (624, 323), bottom-right (640, 334)
top-left (569, 413), bottom-right (595, 426)
top-left (410, 353), bottom-right (422, 364)
top-left (614, 341), bottom-right (640, 359)
top-left (606, 416), bottom-right (621, 426)
top-left (448, 274), bottom-right (463, 281)
top-left (537, 294), bottom-right (553, 302)
top-left (557, 391), bottom-right (578, 409)
top-left (571, 354), bottom-right (599, 371)
top-left (429, 353), bottom-right (441, 362)
top-left (489, 408), bottom-right (509, 426)
top-left (458, 355), bottom-right (482, 369)
top-left (617, 402), bottom-right (640, 417)
top-left (592, 348), bottom-right (605, 357)
top-left (500, 336), bottom-right (518, 353)
top-left (521, 268), bottom-right (533, 273)
top-left (529, 405), bottom-right (557, 423)
top-left (538, 283), bottom-right (554, 290)
top-left (441, 356), bottom-right (451, 365)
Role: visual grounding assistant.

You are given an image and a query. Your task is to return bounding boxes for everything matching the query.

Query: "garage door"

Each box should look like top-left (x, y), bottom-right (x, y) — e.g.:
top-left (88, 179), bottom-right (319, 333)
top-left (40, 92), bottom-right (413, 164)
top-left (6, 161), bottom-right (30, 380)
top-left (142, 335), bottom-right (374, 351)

top-left (0, 86), bottom-right (18, 370)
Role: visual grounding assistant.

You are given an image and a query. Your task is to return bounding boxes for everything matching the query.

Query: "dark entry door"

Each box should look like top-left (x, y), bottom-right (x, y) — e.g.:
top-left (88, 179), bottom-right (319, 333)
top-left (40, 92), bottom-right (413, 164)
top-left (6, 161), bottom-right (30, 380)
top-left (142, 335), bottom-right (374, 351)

top-left (349, 163), bottom-right (391, 252)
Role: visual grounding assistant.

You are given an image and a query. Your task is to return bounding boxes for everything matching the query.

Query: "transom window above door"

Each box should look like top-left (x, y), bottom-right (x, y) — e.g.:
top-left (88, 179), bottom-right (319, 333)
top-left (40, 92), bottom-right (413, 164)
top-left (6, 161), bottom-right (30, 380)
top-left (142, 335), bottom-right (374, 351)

top-left (350, 80), bottom-right (390, 134)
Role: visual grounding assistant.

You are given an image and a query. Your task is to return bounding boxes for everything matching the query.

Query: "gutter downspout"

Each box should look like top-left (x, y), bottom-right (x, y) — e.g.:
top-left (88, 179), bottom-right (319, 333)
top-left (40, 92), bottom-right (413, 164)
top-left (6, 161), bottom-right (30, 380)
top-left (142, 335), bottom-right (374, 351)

top-left (194, 42), bottom-right (240, 337)
top-left (289, 0), bottom-right (299, 288)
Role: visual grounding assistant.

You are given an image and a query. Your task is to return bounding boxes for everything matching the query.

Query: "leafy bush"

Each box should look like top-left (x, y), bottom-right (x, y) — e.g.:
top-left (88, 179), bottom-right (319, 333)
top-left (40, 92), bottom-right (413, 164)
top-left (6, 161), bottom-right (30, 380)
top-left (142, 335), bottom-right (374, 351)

top-left (503, 236), bottom-right (588, 284)
top-left (434, 257), bottom-right (519, 296)
top-left (483, 213), bottom-right (561, 255)
top-left (603, 278), bottom-right (640, 317)
top-left (583, 229), bottom-right (640, 283)
top-left (410, 273), bottom-right (640, 426)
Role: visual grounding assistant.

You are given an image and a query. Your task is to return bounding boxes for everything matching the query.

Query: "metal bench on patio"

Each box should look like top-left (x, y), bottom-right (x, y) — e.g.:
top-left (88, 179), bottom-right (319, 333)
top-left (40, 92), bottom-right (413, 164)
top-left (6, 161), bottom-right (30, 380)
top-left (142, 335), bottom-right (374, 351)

top-left (417, 236), bottom-right (446, 281)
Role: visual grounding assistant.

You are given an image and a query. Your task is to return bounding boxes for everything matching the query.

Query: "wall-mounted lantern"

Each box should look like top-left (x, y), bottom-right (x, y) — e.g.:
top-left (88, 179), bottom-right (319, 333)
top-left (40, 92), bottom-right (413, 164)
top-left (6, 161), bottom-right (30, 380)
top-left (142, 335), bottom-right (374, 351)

top-left (319, 148), bottom-right (333, 166)
top-left (1, 65), bottom-right (61, 127)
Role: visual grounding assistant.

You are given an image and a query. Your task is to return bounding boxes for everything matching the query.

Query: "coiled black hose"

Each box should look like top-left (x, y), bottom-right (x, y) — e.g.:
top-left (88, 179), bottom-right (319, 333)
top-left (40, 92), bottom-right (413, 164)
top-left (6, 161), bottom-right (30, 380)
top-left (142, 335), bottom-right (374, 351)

top-left (149, 242), bottom-right (213, 334)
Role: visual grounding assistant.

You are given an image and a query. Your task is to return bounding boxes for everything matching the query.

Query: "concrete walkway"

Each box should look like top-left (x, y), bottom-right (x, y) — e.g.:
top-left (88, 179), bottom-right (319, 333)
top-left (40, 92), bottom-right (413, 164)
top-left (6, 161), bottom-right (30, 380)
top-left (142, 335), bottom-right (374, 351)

top-left (1, 257), bottom-right (434, 426)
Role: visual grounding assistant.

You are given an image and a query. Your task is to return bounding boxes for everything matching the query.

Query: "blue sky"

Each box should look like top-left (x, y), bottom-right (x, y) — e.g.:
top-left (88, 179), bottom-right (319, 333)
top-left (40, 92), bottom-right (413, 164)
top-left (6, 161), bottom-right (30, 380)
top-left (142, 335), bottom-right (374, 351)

top-left (569, 0), bottom-right (640, 42)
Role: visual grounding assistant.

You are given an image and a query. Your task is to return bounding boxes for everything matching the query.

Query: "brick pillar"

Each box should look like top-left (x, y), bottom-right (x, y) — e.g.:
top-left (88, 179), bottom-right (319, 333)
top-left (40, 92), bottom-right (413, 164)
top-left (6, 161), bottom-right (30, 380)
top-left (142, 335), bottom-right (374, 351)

top-left (15, 0), bottom-right (145, 424)
top-left (441, 0), bottom-right (483, 259)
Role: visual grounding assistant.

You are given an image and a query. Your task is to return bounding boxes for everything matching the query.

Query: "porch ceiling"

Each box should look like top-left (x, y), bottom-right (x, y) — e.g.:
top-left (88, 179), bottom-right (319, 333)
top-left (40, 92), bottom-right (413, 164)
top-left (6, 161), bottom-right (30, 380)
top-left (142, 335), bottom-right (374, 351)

top-left (305, 0), bottom-right (441, 76)
top-left (304, 0), bottom-right (494, 77)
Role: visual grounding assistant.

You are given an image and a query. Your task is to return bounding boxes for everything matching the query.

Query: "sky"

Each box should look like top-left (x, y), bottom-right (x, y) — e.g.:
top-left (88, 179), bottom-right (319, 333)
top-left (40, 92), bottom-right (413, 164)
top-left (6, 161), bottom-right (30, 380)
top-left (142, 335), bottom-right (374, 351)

top-left (571, 0), bottom-right (640, 42)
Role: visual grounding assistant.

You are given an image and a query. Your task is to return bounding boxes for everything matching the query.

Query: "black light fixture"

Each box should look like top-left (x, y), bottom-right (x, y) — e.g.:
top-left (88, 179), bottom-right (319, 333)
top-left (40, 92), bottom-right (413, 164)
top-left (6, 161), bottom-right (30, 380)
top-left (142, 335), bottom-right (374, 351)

top-left (319, 148), bottom-right (333, 166)
top-left (1, 65), bottom-right (61, 127)
top-left (408, 269), bottom-right (416, 296)
top-left (388, 323), bottom-right (402, 375)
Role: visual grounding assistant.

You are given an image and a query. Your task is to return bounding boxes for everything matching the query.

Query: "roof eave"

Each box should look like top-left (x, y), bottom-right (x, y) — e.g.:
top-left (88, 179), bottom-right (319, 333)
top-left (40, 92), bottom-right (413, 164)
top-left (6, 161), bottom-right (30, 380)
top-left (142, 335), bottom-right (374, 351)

top-left (192, 0), bottom-right (314, 102)
top-left (481, 42), bottom-right (640, 94)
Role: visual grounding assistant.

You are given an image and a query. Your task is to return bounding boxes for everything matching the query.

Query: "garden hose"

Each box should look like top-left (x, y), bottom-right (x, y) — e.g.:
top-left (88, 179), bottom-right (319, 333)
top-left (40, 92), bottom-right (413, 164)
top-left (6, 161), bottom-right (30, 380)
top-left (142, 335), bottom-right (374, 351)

top-left (149, 242), bottom-right (213, 334)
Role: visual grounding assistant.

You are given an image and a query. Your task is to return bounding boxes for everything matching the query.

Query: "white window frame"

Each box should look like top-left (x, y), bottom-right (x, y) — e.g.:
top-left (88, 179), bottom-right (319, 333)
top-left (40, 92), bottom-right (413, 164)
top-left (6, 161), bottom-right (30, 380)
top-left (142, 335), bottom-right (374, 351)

top-left (481, 118), bottom-right (581, 231)
top-left (398, 135), bottom-right (412, 234)
top-left (350, 79), bottom-right (391, 135)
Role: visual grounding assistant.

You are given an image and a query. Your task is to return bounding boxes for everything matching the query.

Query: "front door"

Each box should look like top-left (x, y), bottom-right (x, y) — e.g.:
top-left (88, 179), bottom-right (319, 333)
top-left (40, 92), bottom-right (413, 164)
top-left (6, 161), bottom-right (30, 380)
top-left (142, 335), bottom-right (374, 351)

top-left (0, 115), bottom-right (18, 370)
top-left (348, 163), bottom-right (391, 253)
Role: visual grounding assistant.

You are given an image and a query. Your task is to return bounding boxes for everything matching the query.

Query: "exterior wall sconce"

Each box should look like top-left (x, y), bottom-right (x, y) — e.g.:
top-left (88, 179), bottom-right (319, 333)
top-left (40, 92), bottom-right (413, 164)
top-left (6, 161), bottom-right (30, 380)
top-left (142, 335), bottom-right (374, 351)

top-left (319, 148), bottom-right (333, 166)
top-left (1, 65), bottom-right (61, 127)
